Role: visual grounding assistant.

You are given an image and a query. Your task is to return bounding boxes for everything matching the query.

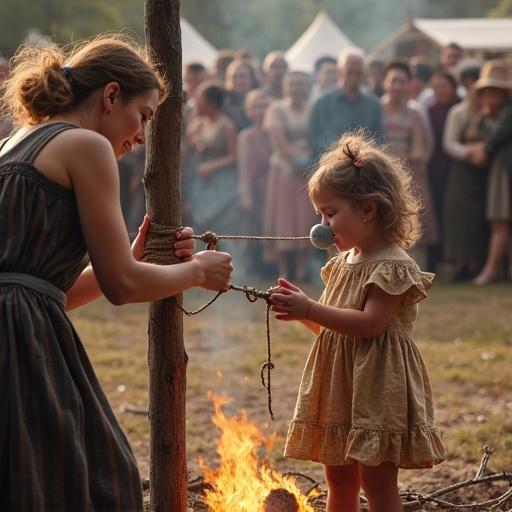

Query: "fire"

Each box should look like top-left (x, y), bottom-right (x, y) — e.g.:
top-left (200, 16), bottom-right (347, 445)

top-left (199, 392), bottom-right (317, 511)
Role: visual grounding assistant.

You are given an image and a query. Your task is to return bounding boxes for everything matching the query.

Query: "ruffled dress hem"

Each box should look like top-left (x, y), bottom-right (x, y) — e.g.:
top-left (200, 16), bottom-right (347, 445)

top-left (284, 419), bottom-right (445, 469)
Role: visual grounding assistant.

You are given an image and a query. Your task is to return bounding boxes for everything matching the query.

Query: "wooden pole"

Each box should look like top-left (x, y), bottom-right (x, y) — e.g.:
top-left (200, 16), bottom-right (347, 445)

top-left (144, 1), bottom-right (186, 511)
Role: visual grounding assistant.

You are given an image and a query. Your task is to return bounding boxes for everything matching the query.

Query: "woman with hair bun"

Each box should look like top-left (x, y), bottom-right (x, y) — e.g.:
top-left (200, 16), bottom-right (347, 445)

top-left (0, 36), bottom-right (232, 511)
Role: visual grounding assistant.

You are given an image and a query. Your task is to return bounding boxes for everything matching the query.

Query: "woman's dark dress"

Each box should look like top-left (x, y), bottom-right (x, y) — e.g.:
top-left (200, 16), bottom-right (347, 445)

top-left (444, 115), bottom-right (492, 266)
top-left (0, 122), bottom-right (142, 511)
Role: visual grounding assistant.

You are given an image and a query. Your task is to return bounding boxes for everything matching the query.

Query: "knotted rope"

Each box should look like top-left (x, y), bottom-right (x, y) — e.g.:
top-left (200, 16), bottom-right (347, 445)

top-left (142, 223), bottom-right (310, 262)
top-left (142, 223), bottom-right (286, 419)
top-left (190, 229), bottom-right (310, 250)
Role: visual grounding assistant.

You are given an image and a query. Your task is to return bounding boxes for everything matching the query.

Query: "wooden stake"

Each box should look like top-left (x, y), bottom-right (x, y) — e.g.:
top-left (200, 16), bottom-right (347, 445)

top-left (144, 1), bottom-right (186, 510)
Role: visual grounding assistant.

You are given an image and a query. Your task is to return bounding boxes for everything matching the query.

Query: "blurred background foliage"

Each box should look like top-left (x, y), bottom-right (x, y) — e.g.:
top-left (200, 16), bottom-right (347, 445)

top-left (0, 0), bottom-right (509, 57)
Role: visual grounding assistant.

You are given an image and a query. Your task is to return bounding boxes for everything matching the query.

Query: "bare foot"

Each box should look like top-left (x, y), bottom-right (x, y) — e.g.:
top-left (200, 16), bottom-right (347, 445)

top-left (473, 273), bottom-right (496, 286)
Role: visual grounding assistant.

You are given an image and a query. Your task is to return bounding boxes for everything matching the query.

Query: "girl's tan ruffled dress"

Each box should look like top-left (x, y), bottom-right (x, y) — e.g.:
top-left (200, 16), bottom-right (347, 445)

top-left (284, 245), bottom-right (445, 468)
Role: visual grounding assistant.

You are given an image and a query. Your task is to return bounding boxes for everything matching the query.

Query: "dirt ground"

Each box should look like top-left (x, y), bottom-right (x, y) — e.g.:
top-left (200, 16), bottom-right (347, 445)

top-left (71, 278), bottom-right (512, 510)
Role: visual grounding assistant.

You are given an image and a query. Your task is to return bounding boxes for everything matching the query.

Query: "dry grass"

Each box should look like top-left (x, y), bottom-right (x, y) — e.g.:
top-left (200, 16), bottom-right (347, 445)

top-left (70, 279), bottom-right (512, 509)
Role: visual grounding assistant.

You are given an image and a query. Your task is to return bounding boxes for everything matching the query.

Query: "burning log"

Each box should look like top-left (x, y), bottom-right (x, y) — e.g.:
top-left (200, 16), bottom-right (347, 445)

top-left (199, 394), bottom-right (316, 511)
top-left (263, 488), bottom-right (299, 512)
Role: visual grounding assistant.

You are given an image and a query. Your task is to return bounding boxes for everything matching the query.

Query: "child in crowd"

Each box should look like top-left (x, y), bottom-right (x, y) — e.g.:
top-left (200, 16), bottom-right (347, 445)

top-left (270, 133), bottom-right (444, 511)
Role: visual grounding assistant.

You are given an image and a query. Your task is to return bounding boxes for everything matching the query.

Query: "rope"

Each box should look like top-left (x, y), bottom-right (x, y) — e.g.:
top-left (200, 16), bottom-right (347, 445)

top-left (141, 224), bottom-right (183, 265)
top-left (189, 229), bottom-right (309, 250)
top-left (143, 223), bottom-right (293, 420)
top-left (260, 303), bottom-right (275, 420)
top-left (143, 223), bottom-right (309, 251)
top-left (173, 290), bottom-right (226, 316)
top-left (175, 284), bottom-right (275, 420)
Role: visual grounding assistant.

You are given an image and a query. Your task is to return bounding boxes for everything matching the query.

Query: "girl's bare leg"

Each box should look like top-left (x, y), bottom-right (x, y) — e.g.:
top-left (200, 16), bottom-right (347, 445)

top-left (324, 463), bottom-right (361, 512)
top-left (360, 462), bottom-right (402, 512)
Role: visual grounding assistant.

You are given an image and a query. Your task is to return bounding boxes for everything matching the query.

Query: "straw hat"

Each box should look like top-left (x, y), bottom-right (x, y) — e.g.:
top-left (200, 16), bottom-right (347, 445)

top-left (473, 59), bottom-right (512, 91)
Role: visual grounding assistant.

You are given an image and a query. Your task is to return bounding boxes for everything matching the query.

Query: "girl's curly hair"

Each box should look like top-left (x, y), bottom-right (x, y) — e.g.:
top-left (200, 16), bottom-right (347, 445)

top-left (308, 131), bottom-right (423, 249)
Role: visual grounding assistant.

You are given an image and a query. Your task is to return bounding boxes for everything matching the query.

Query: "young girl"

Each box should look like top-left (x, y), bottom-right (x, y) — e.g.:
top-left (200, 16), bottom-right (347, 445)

top-left (270, 133), bottom-right (444, 511)
top-left (0, 36), bottom-right (232, 511)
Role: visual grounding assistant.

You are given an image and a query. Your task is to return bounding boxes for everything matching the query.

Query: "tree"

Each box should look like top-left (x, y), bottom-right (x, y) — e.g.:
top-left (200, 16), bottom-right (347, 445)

top-left (144, 0), bottom-right (187, 510)
top-left (0, 0), bottom-right (137, 55)
top-left (488, 0), bottom-right (512, 16)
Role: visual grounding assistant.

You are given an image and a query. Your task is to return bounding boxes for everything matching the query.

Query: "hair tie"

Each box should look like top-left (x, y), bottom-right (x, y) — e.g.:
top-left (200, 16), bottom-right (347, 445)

top-left (353, 159), bottom-right (365, 169)
top-left (62, 65), bottom-right (72, 82)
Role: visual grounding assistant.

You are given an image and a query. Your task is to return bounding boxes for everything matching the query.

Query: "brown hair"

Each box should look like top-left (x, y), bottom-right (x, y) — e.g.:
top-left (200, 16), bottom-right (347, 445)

top-left (225, 59), bottom-right (259, 91)
top-left (308, 132), bottom-right (422, 249)
top-left (1, 35), bottom-right (166, 127)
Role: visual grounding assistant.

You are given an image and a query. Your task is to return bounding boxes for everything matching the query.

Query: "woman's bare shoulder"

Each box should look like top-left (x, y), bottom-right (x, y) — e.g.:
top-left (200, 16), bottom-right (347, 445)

top-left (55, 128), bottom-right (116, 172)
top-left (29, 126), bottom-right (116, 188)
top-left (58, 128), bottom-right (113, 155)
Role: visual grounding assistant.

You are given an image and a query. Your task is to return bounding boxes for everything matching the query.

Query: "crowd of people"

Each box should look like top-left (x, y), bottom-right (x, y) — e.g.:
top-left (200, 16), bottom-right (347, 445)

top-left (0, 34), bottom-right (510, 512)
top-left (2, 42), bottom-right (512, 284)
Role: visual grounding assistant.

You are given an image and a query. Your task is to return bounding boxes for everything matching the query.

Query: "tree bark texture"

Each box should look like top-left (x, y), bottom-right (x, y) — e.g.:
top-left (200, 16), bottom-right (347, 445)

top-left (144, 1), bottom-right (186, 511)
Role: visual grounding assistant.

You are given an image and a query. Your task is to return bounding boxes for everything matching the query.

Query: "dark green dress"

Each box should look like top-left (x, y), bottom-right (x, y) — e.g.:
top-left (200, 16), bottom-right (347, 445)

top-left (444, 115), bottom-right (493, 266)
top-left (0, 122), bottom-right (143, 511)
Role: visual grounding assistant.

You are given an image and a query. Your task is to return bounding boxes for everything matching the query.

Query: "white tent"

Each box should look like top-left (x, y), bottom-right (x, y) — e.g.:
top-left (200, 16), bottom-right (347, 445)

top-left (372, 17), bottom-right (512, 58)
top-left (414, 18), bottom-right (512, 52)
top-left (286, 11), bottom-right (355, 73)
top-left (181, 17), bottom-right (217, 68)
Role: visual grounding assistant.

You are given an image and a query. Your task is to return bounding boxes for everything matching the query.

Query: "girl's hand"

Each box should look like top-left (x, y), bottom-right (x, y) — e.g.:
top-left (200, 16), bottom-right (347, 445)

top-left (270, 278), bottom-right (315, 321)
top-left (131, 217), bottom-right (196, 261)
top-left (131, 214), bottom-right (151, 261)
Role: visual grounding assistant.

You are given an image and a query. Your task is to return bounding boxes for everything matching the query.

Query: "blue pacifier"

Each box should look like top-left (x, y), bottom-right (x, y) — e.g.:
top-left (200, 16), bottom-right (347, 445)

top-left (309, 224), bottom-right (334, 249)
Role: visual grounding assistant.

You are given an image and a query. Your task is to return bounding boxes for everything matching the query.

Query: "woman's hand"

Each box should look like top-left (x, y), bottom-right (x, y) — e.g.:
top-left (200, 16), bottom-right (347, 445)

top-left (197, 161), bottom-right (214, 177)
top-left (193, 250), bottom-right (233, 291)
top-left (467, 143), bottom-right (488, 166)
top-left (269, 278), bottom-right (315, 321)
top-left (131, 215), bottom-right (151, 261)
top-left (131, 216), bottom-right (196, 261)
top-left (175, 227), bottom-right (195, 260)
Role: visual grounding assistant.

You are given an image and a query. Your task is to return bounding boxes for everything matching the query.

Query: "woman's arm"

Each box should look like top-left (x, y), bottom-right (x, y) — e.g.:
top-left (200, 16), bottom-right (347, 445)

top-left (237, 129), bottom-right (253, 211)
top-left (409, 107), bottom-right (432, 163)
top-left (66, 265), bottom-right (102, 311)
top-left (442, 104), bottom-right (469, 160)
top-left (65, 219), bottom-right (196, 311)
top-left (485, 103), bottom-right (512, 157)
top-left (63, 130), bottom-right (232, 305)
top-left (270, 278), bottom-right (402, 338)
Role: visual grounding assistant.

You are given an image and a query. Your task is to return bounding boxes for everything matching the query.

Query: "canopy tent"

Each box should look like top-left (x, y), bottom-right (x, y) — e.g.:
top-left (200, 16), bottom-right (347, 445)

top-left (285, 11), bottom-right (355, 73)
top-left (181, 17), bottom-right (217, 68)
top-left (414, 18), bottom-right (512, 52)
top-left (372, 18), bottom-right (512, 59)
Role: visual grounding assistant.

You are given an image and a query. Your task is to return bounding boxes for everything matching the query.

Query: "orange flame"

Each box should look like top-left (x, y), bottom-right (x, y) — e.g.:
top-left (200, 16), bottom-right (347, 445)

top-left (199, 392), bottom-right (317, 511)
